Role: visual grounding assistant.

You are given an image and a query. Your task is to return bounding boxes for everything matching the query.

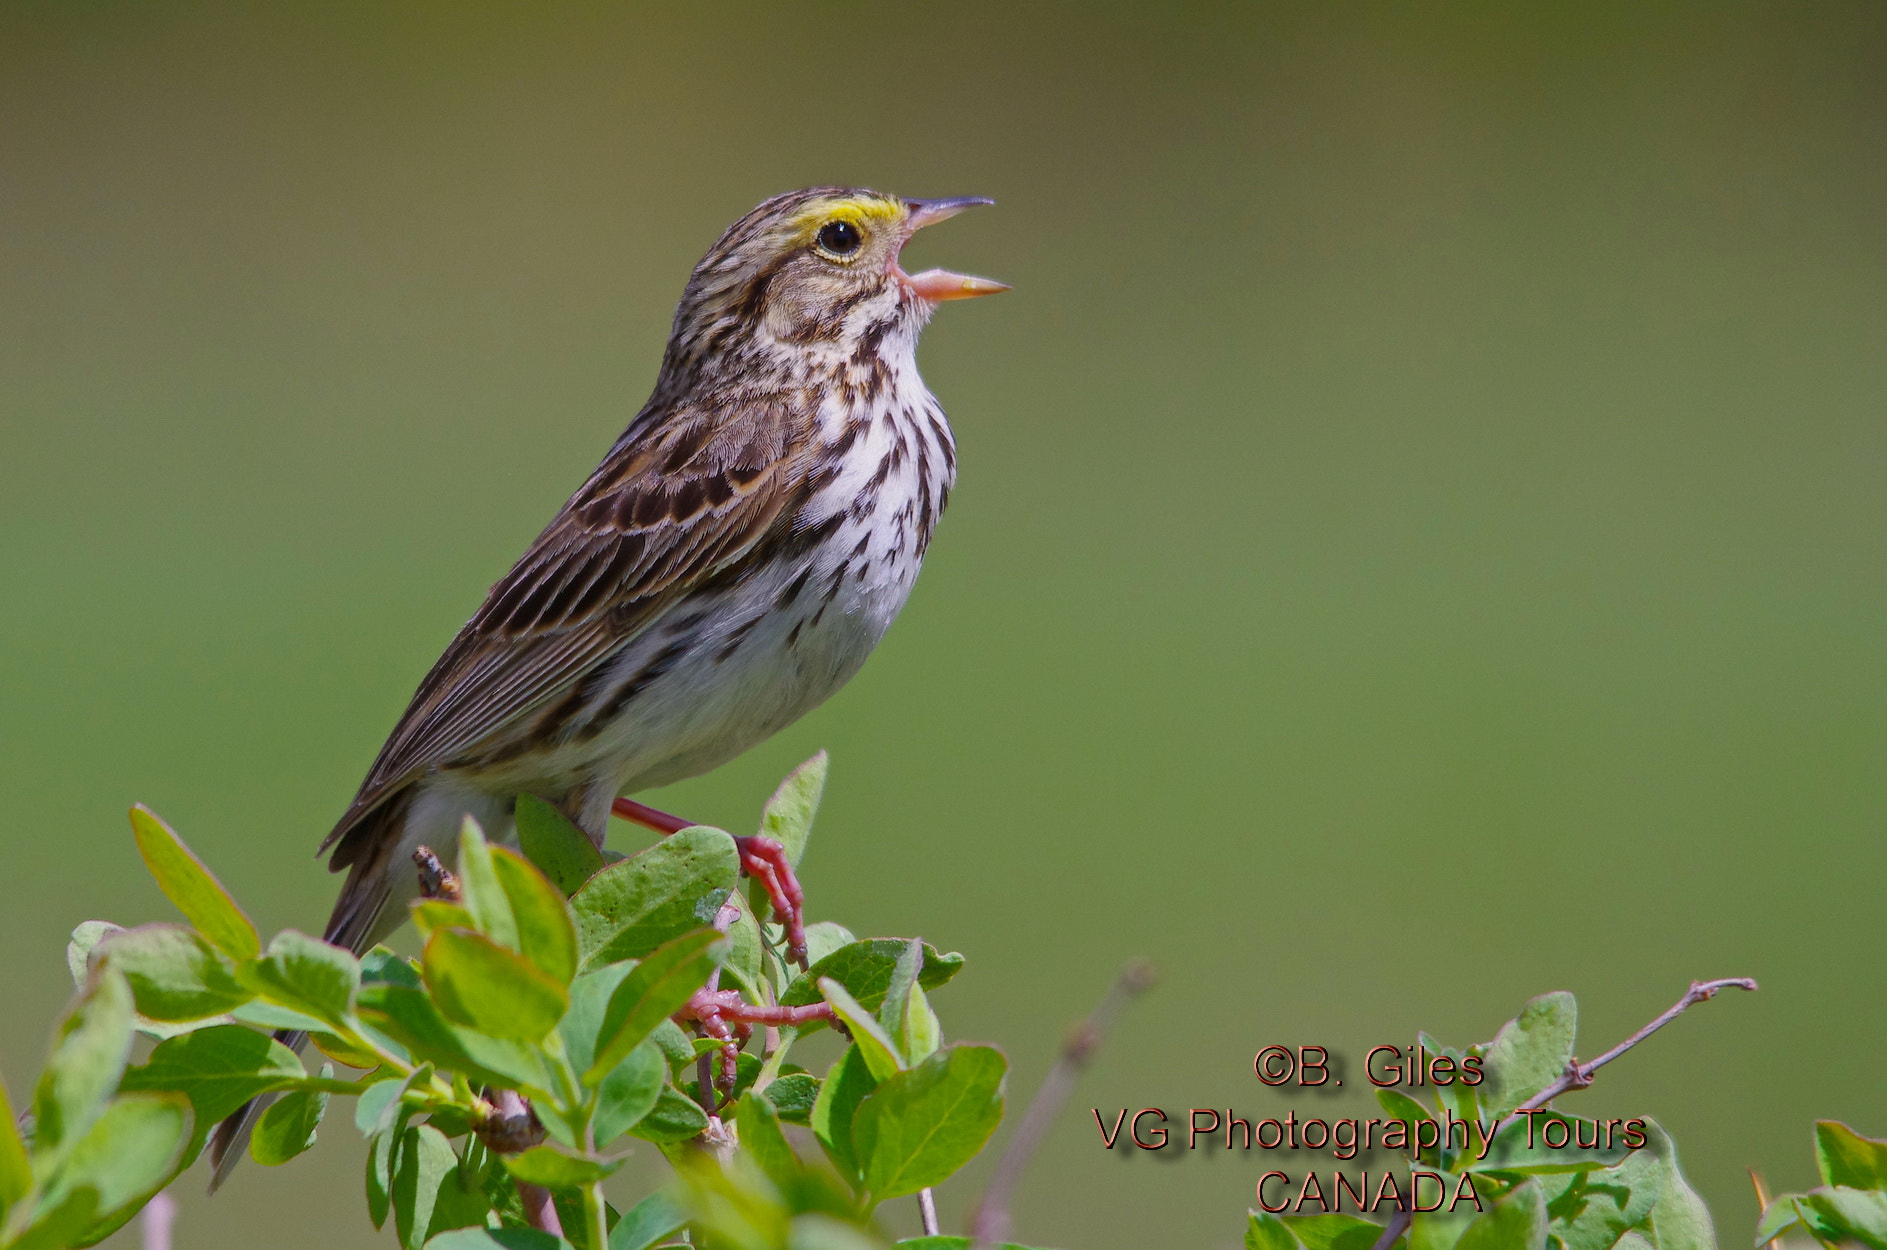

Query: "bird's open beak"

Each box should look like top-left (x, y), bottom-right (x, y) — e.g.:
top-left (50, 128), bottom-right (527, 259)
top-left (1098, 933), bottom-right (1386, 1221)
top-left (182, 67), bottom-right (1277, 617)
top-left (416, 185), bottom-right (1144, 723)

top-left (898, 196), bottom-right (1009, 302)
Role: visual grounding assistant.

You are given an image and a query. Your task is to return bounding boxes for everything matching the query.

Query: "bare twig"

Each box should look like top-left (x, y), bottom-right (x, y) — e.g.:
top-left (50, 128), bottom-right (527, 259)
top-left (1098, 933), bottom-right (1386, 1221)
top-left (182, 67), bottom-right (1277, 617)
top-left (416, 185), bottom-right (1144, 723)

top-left (141, 1190), bottom-right (176, 1250)
top-left (969, 960), bottom-right (1156, 1250)
top-left (1369, 977), bottom-right (1758, 1250)
top-left (1368, 1206), bottom-right (1411, 1250)
top-left (918, 1187), bottom-right (940, 1236)
top-left (1494, 977), bottom-right (1758, 1138)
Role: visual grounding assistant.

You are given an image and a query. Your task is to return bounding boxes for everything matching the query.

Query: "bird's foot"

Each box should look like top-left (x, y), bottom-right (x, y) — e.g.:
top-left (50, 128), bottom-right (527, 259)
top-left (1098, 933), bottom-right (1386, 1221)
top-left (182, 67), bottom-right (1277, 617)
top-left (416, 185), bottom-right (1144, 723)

top-left (611, 797), bottom-right (810, 969)
top-left (674, 988), bottom-right (835, 1104)
top-left (733, 834), bottom-right (808, 969)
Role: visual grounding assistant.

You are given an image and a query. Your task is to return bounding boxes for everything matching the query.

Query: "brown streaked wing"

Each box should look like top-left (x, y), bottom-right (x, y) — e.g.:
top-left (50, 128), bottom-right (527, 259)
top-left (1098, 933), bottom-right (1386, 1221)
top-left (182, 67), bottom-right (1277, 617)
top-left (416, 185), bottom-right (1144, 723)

top-left (320, 397), bottom-right (804, 857)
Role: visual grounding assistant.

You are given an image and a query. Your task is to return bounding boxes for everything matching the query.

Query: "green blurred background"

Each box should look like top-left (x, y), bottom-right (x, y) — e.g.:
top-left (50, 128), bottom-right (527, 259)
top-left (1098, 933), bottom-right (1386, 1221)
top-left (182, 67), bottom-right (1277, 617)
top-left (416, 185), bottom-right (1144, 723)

top-left (3, 2), bottom-right (1883, 1245)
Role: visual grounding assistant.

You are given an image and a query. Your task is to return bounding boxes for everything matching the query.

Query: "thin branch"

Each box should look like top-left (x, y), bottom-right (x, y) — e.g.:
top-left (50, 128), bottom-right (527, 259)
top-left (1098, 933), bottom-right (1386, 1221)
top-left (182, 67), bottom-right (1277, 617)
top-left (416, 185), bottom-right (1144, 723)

top-left (918, 1188), bottom-right (940, 1237)
top-left (1369, 976), bottom-right (1758, 1250)
top-left (1494, 977), bottom-right (1757, 1138)
top-left (1368, 1206), bottom-right (1411, 1250)
top-left (141, 1190), bottom-right (176, 1250)
top-left (969, 960), bottom-right (1157, 1250)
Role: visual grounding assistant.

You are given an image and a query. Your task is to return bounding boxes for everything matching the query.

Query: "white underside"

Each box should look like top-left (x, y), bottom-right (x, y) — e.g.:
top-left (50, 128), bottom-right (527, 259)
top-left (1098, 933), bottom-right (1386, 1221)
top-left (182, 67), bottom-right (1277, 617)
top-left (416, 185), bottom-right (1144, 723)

top-left (369, 339), bottom-right (952, 939)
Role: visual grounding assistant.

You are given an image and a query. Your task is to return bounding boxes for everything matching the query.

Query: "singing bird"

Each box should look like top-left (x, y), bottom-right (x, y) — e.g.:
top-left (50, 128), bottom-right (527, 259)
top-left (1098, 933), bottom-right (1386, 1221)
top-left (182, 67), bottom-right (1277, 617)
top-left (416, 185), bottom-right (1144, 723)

top-left (207, 187), bottom-right (1004, 1183)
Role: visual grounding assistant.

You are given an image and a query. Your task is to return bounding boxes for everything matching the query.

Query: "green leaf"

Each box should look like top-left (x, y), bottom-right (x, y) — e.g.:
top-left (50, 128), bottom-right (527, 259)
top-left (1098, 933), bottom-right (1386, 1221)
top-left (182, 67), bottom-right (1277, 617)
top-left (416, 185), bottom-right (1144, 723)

top-left (811, 1045), bottom-right (877, 1186)
top-left (761, 751), bottom-right (826, 866)
top-left (1753, 1198), bottom-right (1803, 1246)
top-left (557, 963), bottom-right (636, 1075)
top-left (119, 1025), bottom-right (306, 1127)
top-left (40, 1092), bottom-right (190, 1231)
top-left (1375, 1089), bottom-right (1441, 1165)
top-left (819, 979), bottom-right (903, 1082)
top-left (503, 1145), bottom-right (621, 1188)
top-left (394, 1124), bottom-right (479, 1250)
top-left (491, 847), bottom-right (580, 985)
top-left (746, 752), bottom-right (826, 923)
top-left (1455, 1179), bottom-right (1546, 1250)
top-left (854, 1043), bottom-right (1006, 1203)
top-left (239, 930), bottom-right (360, 1027)
top-left (363, 947), bottom-right (425, 988)
top-left (229, 1000), bottom-right (329, 1034)
top-left (648, 1019), bottom-right (694, 1072)
top-left (898, 984), bottom-right (941, 1067)
top-left (5, 1187), bottom-right (99, 1250)
top-left (764, 1073), bottom-right (820, 1127)
top-left (64, 923), bottom-right (122, 988)
top-left (366, 1127), bottom-right (396, 1228)
top-left (413, 900), bottom-right (479, 943)
top-left (800, 922), bottom-right (857, 970)
top-left (309, 1028), bottom-right (385, 1070)
top-left (1536, 1145), bottom-right (1659, 1250)
top-left (355, 1075), bottom-right (406, 1135)
top-left (1247, 1212), bottom-right (1304, 1250)
top-left (736, 1092), bottom-right (799, 1190)
top-left (422, 927), bottom-right (569, 1043)
top-left (781, 940), bottom-right (965, 1034)
top-left (723, 900), bottom-right (766, 1003)
top-left (1419, 1033), bottom-right (1484, 1143)
top-left (426, 1229), bottom-right (577, 1250)
top-left (591, 1041), bottom-right (666, 1145)
top-left (1796, 1187), bottom-right (1887, 1249)
top-left (94, 923), bottom-right (252, 1022)
top-left (626, 1083), bottom-right (710, 1144)
top-left (516, 795), bottom-right (606, 897)
top-left (586, 928), bottom-right (727, 1084)
top-left (251, 1069), bottom-right (329, 1165)
top-left (1481, 993), bottom-right (1576, 1120)
top-left (1474, 1113), bottom-right (1634, 1175)
top-left (1817, 1120), bottom-right (1887, 1190)
top-left (0, 1078), bottom-right (31, 1222)
top-left (608, 1190), bottom-right (686, 1250)
top-left (877, 939), bottom-right (922, 1053)
top-left (456, 817), bottom-right (519, 950)
top-left (32, 965), bottom-right (136, 1169)
top-left (1638, 1121), bottom-right (1715, 1250)
top-left (1282, 1213), bottom-right (1386, 1250)
top-left (355, 984), bottom-right (553, 1094)
top-left (427, 1132), bottom-right (498, 1243)
top-left (570, 827), bottom-right (741, 971)
top-left (128, 804), bottom-right (261, 960)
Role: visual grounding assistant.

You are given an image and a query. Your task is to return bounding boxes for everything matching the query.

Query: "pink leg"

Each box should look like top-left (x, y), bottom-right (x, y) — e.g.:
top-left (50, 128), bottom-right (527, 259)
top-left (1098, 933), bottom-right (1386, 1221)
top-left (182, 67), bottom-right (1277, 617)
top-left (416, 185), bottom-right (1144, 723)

top-left (612, 797), bottom-right (810, 968)
top-left (674, 988), bottom-right (835, 1106)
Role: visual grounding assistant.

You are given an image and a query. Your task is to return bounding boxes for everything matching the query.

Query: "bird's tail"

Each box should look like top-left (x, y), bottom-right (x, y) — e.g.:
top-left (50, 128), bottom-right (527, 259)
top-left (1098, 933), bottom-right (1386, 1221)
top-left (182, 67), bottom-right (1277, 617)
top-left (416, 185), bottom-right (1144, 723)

top-left (206, 798), bottom-right (411, 1192)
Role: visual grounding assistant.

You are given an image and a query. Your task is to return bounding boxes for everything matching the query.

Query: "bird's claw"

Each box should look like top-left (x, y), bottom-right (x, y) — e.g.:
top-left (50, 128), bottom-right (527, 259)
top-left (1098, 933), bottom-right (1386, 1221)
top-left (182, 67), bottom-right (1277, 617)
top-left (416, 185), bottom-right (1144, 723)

top-left (673, 988), bottom-right (835, 1105)
top-left (734, 834), bottom-right (808, 969)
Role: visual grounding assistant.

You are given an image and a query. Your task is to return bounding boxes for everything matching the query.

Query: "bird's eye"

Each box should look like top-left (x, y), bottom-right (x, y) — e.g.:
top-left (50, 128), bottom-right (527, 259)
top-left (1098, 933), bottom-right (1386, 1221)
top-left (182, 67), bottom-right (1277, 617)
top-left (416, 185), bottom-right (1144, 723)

top-left (816, 219), bottom-right (862, 257)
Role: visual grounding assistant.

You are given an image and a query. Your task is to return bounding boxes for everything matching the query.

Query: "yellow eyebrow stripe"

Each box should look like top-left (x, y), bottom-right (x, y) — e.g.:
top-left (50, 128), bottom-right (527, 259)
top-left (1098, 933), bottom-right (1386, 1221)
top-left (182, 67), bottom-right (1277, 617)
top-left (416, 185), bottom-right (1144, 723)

top-left (787, 195), bottom-right (905, 240)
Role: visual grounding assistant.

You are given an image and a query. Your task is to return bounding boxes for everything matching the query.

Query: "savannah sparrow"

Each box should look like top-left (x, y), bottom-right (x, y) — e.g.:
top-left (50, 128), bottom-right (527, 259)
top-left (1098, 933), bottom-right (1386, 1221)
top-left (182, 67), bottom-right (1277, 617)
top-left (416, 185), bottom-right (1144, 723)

top-left (207, 187), bottom-right (1001, 1179)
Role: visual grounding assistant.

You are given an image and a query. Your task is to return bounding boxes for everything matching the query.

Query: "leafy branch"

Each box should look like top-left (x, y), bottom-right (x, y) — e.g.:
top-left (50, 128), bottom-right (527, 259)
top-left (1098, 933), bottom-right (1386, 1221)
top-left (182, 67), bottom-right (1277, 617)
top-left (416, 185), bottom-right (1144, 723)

top-left (0, 755), bottom-right (1052, 1250)
top-left (1364, 977), bottom-right (1759, 1250)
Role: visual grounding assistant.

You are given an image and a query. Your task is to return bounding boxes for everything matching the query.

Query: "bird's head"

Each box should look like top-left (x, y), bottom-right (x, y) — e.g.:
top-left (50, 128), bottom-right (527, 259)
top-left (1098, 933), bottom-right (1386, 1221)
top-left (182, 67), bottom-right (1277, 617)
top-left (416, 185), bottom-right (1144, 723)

top-left (662, 187), bottom-right (1005, 381)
